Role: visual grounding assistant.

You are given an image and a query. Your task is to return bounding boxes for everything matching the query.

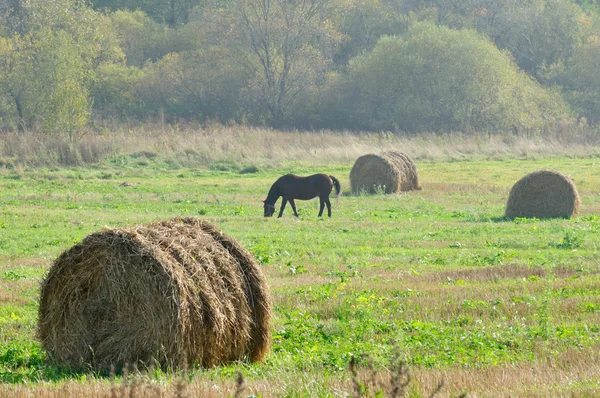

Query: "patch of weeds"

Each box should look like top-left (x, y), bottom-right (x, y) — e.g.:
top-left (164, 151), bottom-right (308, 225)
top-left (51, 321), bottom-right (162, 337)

top-left (534, 285), bottom-right (553, 340)
top-left (131, 151), bottom-right (157, 159)
top-left (2, 270), bottom-right (25, 281)
top-left (239, 165), bottom-right (260, 174)
top-left (326, 269), bottom-right (358, 282)
top-left (372, 184), bottom-right (387, 195)
top-left (430, 256), bottom-right (447, 265)
top-left (210, 161), bottom-right (239, 172)
top-left (549, 232), bottom-right (582, 249)
top-left (583, 302), bottom-right (600, 313)
top-left (252, 242), bottom-right (273, 264)
top-left (391, 289), bottom-right (418, 298)
top-left (348, 348), bottom-right (447, 398)
top-left (451, 210), bottom-right (466, 218)
top-left (231, 205), bottom-right (246, 216)
top-left (512, 217), bottom-right (539, 224)
top-left (463, 251), bottom-right (505, 267)
top-left (0, 158), bottom-right (15, 169)
top-left (0, 341), bottom-right (46, 383)
top-left (286, 261), bottom-right (307, 275)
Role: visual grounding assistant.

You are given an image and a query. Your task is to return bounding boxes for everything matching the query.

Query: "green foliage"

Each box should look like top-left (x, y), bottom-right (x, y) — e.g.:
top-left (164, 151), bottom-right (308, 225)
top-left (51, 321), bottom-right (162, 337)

top-left (548, 231), bottom-right (583, 249)
top-left (109, 10), bottom-right (177, 67)
top-left (92, 0), bottom-right (203, 28)
top-left (0, 30), bottom-right (90, 135)
top-left (0, 341), bottom-right (46, 383)
top-left (0, 0), bottom-right (122, 135)
top-left (473, 0), bottom-right (589, 80)
top-left (136, 48), bottom-right (250, 121)
top-left (236, 0), bottom-right (339, 127)
top-left (553, 38), bottom-right (600, 124)
top-left (1, 0), bottom-right (598, 132)
top-left (332, 0), bottom-right (408, 67)
top-left (90, 62), bottom-right (144, 116)
top-left (317, 22), bottom-right (569, 133)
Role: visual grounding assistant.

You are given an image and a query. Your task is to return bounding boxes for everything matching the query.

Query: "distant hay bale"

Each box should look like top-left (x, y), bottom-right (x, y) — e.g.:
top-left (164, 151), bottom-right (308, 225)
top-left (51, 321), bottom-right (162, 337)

top-left (381, 151), bottom-right (422, 191)
top-left (350, 152), bottom-right (421, 194)
top-left (38, 217), bottom-right (271, 372)
top-left (505, 170), bottom-right (580, 219)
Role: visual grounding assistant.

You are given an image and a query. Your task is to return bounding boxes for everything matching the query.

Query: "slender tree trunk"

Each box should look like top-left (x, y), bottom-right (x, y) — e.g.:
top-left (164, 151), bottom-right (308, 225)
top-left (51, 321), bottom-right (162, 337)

top-left (9, 89), bottom-right (25, 133)
top-left (169, 0), bottom-right (177, 28)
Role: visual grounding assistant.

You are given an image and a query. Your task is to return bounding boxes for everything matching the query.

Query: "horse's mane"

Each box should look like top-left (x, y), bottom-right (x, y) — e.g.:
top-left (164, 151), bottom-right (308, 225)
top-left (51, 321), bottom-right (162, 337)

top-left (265, 179), bottom-right (281, 204)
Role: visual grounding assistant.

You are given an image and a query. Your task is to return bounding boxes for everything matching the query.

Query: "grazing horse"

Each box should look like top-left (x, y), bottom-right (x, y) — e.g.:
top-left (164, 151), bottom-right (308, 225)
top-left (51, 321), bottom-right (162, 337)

top-left (263, 174), bottom-right (341, 218)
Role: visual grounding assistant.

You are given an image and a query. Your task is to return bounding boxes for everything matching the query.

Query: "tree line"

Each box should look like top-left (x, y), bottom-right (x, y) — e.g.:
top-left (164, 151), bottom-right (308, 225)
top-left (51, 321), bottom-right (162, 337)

top-left (0, 0), bottom-right (599, 136)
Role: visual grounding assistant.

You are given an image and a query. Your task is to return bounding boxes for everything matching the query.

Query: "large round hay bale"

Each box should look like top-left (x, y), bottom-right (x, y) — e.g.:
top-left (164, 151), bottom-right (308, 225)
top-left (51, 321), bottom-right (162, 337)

top-left (505, 170), bottom-right (580, 219)
top-left (38, 217), bottom-right (271, 372)
top-left (350, 153), bottom-right (401, 194)
top-left (381, 151), bottom-right (422, 191)
top-left (350, 152), bottom-right (421, 194)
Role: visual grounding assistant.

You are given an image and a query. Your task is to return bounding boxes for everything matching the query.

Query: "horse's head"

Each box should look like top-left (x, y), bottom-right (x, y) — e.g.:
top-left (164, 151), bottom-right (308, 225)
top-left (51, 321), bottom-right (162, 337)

top-left (263, 200), bottom-right (276, 217)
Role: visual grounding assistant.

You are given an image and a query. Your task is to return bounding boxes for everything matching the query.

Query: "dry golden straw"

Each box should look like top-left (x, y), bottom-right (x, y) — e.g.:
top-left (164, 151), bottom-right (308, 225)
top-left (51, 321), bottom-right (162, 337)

top-left (505, 170), bottom-right (580, 219)
top-left (350, 152), bottom-right (421, 194)
top-left (38, 217), bottom-right (272, 372)
top-left (382, 151), bottom-right (422, 192)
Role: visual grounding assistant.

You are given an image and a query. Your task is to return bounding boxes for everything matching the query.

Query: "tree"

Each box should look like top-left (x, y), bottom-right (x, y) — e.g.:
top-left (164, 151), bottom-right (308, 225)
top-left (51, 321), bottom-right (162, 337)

top-left (0, 30), bottom-right (90, 135)
top-left (110, 9), bottom-right (173, 67)
top-left (332, 0), bottom-right (408, 68)
top-left (0, 0), bottom-right (123, 134)
top-left (91, 0), bottom-right (203, 28)
top-left (236, 0), bottom-right (339, 127)
top-left (472, 0), bottom-right (589, 80)
top-left (317, 22), bottom-right (569, 133)
top-left (554, 37), bottom-right (600, 124)
top-left (134, 47), bottom-right (250, 122)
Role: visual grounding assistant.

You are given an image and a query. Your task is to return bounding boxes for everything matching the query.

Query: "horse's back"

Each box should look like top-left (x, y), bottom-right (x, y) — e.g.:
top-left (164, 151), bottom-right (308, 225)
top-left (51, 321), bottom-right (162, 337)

top-left (277, 173), bottom-right (333, 200)
top-left (279, 173), bottom-right (330, 184)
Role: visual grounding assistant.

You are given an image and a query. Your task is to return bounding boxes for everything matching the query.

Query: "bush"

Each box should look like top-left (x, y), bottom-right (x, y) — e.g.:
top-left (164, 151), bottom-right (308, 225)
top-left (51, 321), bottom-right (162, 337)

top-left (315, 22), bottom-right (570, 134)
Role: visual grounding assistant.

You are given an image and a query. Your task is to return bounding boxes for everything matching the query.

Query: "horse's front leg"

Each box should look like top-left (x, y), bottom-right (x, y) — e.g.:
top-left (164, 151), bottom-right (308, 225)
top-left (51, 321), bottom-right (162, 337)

top-left (278, 198), bottom-right (288, 218)
top-left (289, 199), bottom-right (299, 217)
top-left (318, 199), bottom-right (325, 217)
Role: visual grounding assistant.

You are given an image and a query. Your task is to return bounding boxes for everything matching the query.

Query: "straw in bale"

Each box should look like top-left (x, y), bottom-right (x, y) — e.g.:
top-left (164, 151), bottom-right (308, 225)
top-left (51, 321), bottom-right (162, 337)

top-left (382, 151), bottom-right (422, 191)
top-left (38, 217), bottom-right (271, 372)
top-left (505, 170), bottom-right (580, 219)
top-left (350, 152), bottom-right (421, 194)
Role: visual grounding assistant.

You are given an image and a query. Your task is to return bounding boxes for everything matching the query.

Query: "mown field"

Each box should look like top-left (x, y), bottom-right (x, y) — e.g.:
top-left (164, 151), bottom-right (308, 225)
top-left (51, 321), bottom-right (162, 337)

top-left (1, 149), bottom-right (600, 396)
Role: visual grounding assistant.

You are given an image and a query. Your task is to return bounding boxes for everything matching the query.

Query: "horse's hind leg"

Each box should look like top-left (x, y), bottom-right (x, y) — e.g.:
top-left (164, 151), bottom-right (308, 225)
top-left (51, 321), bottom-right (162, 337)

top-left (318, 199), bottom-right (325, 217)
top-left (278, 199), bottom-right (288, 218)
top-left (325, 198), bottom-right (332, 217)
top-left (289, 199), bottom-right (299, 217)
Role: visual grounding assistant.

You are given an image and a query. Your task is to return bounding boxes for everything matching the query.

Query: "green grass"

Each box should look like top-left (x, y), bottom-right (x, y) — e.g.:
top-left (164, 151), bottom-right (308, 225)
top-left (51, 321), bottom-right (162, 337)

top-left (1, 154), bottom-right (600, 395)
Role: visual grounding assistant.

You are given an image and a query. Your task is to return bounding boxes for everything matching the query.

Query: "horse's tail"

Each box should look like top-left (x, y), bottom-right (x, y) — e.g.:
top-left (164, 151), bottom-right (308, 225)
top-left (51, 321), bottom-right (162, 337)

top-left (330, 175), bottom-right (341, 198)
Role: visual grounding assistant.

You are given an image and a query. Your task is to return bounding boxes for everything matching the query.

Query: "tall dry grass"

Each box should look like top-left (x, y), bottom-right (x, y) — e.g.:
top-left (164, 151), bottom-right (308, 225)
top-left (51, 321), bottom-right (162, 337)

top-left (2, 347), bottom-right (598, 397)
top-left (1, 123), bottom-right (600, 169)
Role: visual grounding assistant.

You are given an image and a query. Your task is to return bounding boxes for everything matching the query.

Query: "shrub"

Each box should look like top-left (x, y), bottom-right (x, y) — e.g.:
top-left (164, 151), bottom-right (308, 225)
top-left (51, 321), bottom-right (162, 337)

top-left (316, 22), bottom-right (570, 134)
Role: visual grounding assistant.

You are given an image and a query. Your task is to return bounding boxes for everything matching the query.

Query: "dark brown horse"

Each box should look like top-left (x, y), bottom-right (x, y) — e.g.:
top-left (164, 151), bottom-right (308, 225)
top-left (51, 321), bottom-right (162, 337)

top-left (263, 174), bottom-right (341, 218)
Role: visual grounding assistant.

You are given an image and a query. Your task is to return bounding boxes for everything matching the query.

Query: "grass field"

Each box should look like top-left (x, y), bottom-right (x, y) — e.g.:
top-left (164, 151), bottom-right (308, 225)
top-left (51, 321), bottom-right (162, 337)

top-left (1, 134), bottom-right (600, 396)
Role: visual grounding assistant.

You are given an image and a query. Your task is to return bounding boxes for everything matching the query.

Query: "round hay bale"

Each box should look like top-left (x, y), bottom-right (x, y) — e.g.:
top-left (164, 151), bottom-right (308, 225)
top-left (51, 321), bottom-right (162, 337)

top-left (38, 217), bottom-right (271, 372)
top-left (505, 170), bottom-right (580, 219)
top-left (350, 153), bottom-right (402, 194)
top-left (381, 151), bottom-right (422, 191)
top-left (350, 152), bottom-right (421, 194)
